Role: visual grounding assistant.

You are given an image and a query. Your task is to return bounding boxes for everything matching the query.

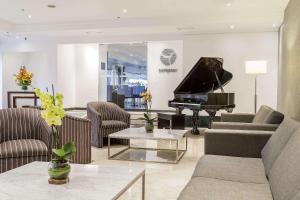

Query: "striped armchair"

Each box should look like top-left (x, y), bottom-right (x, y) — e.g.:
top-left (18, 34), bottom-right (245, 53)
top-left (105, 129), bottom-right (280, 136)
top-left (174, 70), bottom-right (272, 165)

top-left (87, 102), bottom-right (130, 148)
top-left (22, 106), bottom-right (92, 164)
top-left (57, 115), bottom-right (91, 164)
top-left (0, 108), bottom-right (52, 173)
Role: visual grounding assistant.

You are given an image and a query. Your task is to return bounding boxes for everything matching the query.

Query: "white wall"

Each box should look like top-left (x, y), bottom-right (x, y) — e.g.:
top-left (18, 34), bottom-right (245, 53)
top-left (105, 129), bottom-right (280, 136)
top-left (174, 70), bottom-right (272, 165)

top-left (183, 32), bottom-right (278, 113)
top-left (147, 40), bottom-right (183, 110)
top-left (0, 53), bottom-right (2, 108)
top-left (74, 44), bottom-right (99, 106)
top-left (0, 38), bottom-right (57, 108)
top-left (57, 45), bottom-right (76, 107)
top-left (57, 44), bottom-right (99, 107)
top-left (98, 44), bottom-right (108, 101)
top-left (1, 52), bottom-right (54, 107)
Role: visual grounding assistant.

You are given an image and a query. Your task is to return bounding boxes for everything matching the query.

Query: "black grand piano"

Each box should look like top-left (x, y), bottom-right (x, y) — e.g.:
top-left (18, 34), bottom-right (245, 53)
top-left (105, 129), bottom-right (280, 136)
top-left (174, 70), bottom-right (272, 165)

top-left (168, 57), bottom-right (235, 134)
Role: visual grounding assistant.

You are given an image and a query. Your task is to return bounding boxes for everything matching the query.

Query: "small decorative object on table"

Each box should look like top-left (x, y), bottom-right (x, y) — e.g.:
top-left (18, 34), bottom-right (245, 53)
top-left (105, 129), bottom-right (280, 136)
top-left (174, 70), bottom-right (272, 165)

top-left (140, 90), bottom-right (156, 133)
top-left (14, 66), bottom-right (33, 90)
top-left (35, 86), bottom-right (76, 185)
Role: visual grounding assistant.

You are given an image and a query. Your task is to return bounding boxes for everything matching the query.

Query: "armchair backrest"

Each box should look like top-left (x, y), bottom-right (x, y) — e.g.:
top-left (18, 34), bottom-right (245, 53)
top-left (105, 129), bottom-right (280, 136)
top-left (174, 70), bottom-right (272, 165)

top-left (87, 102), bottom-right (123, 121)
top-left (0, 108), bottom-right (41, 142)
top-left (252, 105), bottom-right (284, 124)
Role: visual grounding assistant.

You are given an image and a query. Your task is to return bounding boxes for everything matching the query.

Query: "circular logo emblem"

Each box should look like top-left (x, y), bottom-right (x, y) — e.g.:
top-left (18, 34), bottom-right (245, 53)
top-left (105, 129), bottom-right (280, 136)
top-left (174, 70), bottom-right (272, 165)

top-left (160, 48), bottom-right (177, 66)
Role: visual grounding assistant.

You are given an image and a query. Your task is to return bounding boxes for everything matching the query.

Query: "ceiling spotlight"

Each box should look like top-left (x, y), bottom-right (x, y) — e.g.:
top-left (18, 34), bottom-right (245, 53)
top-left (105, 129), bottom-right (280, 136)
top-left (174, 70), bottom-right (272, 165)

top-left (28, 15), bottom-right (32, 19)
top-left (230, 25), bottom-right (235, 29)
top-left (47, 5), bottom-right (56, 8)
top-left (122, 9), bottom-right (127, 13)
top-left (272, 24), bottom-right (276, 28)
top-left (226, 2), bottom-right (232, 7)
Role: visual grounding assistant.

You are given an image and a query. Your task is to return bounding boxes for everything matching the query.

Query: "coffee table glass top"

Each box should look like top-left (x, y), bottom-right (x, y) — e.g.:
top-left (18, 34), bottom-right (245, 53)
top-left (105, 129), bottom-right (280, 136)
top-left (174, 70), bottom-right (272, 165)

top-left (0, 162), bottom-right (145, 200)
top-left (109, 128), bottom-right (188, 141)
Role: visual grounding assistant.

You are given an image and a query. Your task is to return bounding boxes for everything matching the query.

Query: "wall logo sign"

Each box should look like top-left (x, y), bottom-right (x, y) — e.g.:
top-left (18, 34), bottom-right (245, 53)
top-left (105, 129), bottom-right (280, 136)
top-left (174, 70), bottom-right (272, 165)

top-left (160, 48), bottom-right (177, 66)
top-left (159, 48), bottom-right (178, 73)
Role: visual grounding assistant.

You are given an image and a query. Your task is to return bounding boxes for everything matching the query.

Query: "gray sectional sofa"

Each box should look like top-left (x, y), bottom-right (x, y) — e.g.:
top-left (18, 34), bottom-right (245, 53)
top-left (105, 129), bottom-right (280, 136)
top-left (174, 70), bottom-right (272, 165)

top-left (211, 105), bottom-right (284, 131)
top-left (178, 117), bottom-right (300, 200)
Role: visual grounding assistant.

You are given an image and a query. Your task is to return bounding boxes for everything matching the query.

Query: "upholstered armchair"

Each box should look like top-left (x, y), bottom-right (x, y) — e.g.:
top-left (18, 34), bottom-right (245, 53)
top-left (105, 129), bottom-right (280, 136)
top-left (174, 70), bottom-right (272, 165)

top-left (22, 106), bottom-right (92, 164)
top-left (87, 102), bottom-right (130, 148)
top-left (211, 105), bottom-right (284, 131)
top-left (0, 108), bottom-right (52, 173)
top-left (57, 115), bottom-right (91, 164)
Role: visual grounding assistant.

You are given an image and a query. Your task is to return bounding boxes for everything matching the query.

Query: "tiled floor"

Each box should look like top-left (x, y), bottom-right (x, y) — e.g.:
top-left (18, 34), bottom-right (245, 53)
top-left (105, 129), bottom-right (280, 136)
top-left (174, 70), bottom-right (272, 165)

top-left (91, 130), bottom-right (205, 200)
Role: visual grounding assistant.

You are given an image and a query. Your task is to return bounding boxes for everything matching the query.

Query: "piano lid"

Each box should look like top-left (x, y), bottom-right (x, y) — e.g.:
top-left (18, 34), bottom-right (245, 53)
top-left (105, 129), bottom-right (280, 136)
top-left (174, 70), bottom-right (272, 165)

top-left (174, 57), bottom-right (233, 94)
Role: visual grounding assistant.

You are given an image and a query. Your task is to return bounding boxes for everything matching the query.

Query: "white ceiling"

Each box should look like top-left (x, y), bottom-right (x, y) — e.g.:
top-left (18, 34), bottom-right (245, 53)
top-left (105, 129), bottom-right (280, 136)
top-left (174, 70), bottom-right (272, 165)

top-left (0, 0), bottom-right (290, 38)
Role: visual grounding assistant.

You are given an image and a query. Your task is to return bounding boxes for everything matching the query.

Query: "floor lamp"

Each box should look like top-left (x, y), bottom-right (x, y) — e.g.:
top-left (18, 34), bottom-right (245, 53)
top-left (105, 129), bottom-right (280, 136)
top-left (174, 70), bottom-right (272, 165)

top-left (245, 60), bottom-right (267, 113)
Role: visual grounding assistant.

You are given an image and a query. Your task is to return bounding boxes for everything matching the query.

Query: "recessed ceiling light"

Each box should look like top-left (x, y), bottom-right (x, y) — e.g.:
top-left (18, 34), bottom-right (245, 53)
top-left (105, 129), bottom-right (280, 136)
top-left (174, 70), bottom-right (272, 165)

top-left (122, 9), bottom-right (127, 13)
top-left (28, 15), bottom-right (32, 19)
top-left (226, 2), bottom-right (232, 7)
top-left (230, 25), bottom-right (235, 29)
top-left (272, 24), bottom-right (276, 28)
top-left (48, 5), bottom-right (56, 8)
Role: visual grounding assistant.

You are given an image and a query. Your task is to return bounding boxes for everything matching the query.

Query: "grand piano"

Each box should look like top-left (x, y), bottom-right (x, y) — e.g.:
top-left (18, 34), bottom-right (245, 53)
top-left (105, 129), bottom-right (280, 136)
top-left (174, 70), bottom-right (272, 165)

top-left (168, 57), bottom-right (235, 134)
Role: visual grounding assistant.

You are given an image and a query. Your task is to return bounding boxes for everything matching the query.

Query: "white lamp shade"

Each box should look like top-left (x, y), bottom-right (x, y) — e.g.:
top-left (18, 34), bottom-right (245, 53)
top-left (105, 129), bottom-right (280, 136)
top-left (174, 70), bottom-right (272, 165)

top-left (245, 60), bottom-right (267, 74)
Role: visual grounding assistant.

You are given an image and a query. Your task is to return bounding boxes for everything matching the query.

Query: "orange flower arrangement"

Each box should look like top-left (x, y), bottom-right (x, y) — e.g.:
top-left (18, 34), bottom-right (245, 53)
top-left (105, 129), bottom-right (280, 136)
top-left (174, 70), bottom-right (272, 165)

top-left (14, 66), bottom-right (33, 90)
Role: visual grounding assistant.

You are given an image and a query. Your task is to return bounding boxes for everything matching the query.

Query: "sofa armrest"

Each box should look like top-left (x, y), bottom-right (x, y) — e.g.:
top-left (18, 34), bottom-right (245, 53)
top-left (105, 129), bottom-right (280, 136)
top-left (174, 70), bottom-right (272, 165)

top-left (211, 122), bottom-right (279, 131)
top-left (221, 113), bottom-right (255, 123)
top-left (204, 129), bottom-right (273, 158)
top-left (58, 115), bottom-right (91, 164)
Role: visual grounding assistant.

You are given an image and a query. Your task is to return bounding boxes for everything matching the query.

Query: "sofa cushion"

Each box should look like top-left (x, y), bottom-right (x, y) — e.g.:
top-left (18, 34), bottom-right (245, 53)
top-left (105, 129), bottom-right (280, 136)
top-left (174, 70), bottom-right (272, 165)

top-left (261, 117), bottom-right (300, 175)
top-left (252, 105), bottom-right (284, 124)
top-left (193, 155), bottom-right (268, 184)
top-left (252, 106), bottom-right (274, 124)
top-left (0, 139), bottom-right (49, 159)
top-left (265, 110), bottom-right (284, 124)
top-left (268, 129), bottom-right (300, 200)
top-left (178, 177), bottom-right (273, 200)
top-left (101, 120), bottom-right (128, 129)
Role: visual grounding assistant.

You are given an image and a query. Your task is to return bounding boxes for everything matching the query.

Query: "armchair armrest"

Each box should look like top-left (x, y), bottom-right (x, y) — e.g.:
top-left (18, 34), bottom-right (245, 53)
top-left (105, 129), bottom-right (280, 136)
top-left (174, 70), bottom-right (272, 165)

top-left (221, 113), bottom-right (255, 123)
top-left (58, 115), bottom-right (91, 164)
top-left (116, 108), bottom-right (130, 127)
top-left (211, 122), bottom-right (279, 131)
top-left (37, 119), bottom-right (52, 150)
top-left (204, 129), bottom-right (273, 158)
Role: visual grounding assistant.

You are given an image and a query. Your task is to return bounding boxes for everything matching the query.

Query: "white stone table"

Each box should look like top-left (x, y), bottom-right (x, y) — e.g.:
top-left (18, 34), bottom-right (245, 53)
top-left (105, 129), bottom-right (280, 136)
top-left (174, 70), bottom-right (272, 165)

top-left (0, 162), bottom-right (145, 200)
top-left (108, 128), bottom-right (188, 164)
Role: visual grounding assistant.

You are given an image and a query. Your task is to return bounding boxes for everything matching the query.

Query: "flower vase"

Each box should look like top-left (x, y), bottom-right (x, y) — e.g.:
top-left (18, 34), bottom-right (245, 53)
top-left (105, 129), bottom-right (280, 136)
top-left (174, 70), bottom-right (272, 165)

top-left (145, 121), bottom-right (154, 133)
top-left (21, 85), bottom-right (28, 91)
top-left (48, 161), bottom-right (71, 184)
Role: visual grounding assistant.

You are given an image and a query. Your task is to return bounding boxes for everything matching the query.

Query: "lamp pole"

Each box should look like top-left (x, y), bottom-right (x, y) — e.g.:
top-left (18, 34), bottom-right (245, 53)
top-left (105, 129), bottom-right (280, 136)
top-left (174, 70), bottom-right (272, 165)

top-left (254, 75), bottom-right (257, 113)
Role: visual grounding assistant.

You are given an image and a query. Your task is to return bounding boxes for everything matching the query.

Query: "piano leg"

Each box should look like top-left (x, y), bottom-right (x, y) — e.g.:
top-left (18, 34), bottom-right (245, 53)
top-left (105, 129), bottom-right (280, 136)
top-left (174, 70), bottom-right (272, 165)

top-left (206, 110), bottom-right (217, 129)
top-left (191, 110), bottom-right (200, 135)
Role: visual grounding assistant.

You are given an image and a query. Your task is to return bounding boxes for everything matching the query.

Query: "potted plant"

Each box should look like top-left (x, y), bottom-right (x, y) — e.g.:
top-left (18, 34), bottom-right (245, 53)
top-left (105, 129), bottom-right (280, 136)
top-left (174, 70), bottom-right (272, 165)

top-left (140, 91), bottom-right (156, 133)
top-left (35, 86), bottom-right (76, 184)
top-left (14, 66), bottom-right (33, 90)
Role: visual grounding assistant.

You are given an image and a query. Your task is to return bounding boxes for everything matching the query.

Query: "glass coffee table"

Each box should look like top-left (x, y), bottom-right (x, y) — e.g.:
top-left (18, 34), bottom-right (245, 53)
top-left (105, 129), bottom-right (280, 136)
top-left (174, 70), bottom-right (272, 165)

top-left (108, 128), bottom-right (188, 164)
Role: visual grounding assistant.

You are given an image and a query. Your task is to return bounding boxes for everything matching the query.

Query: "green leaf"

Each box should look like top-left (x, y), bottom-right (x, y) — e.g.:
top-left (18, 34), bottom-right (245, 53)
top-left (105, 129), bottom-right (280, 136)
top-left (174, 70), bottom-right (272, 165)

top-left (143, 113), bottom-right (150, 120)
top-left (63, 142), bottom-right (76, 155)
top-left (52, 148), bottom-right (66, 158)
